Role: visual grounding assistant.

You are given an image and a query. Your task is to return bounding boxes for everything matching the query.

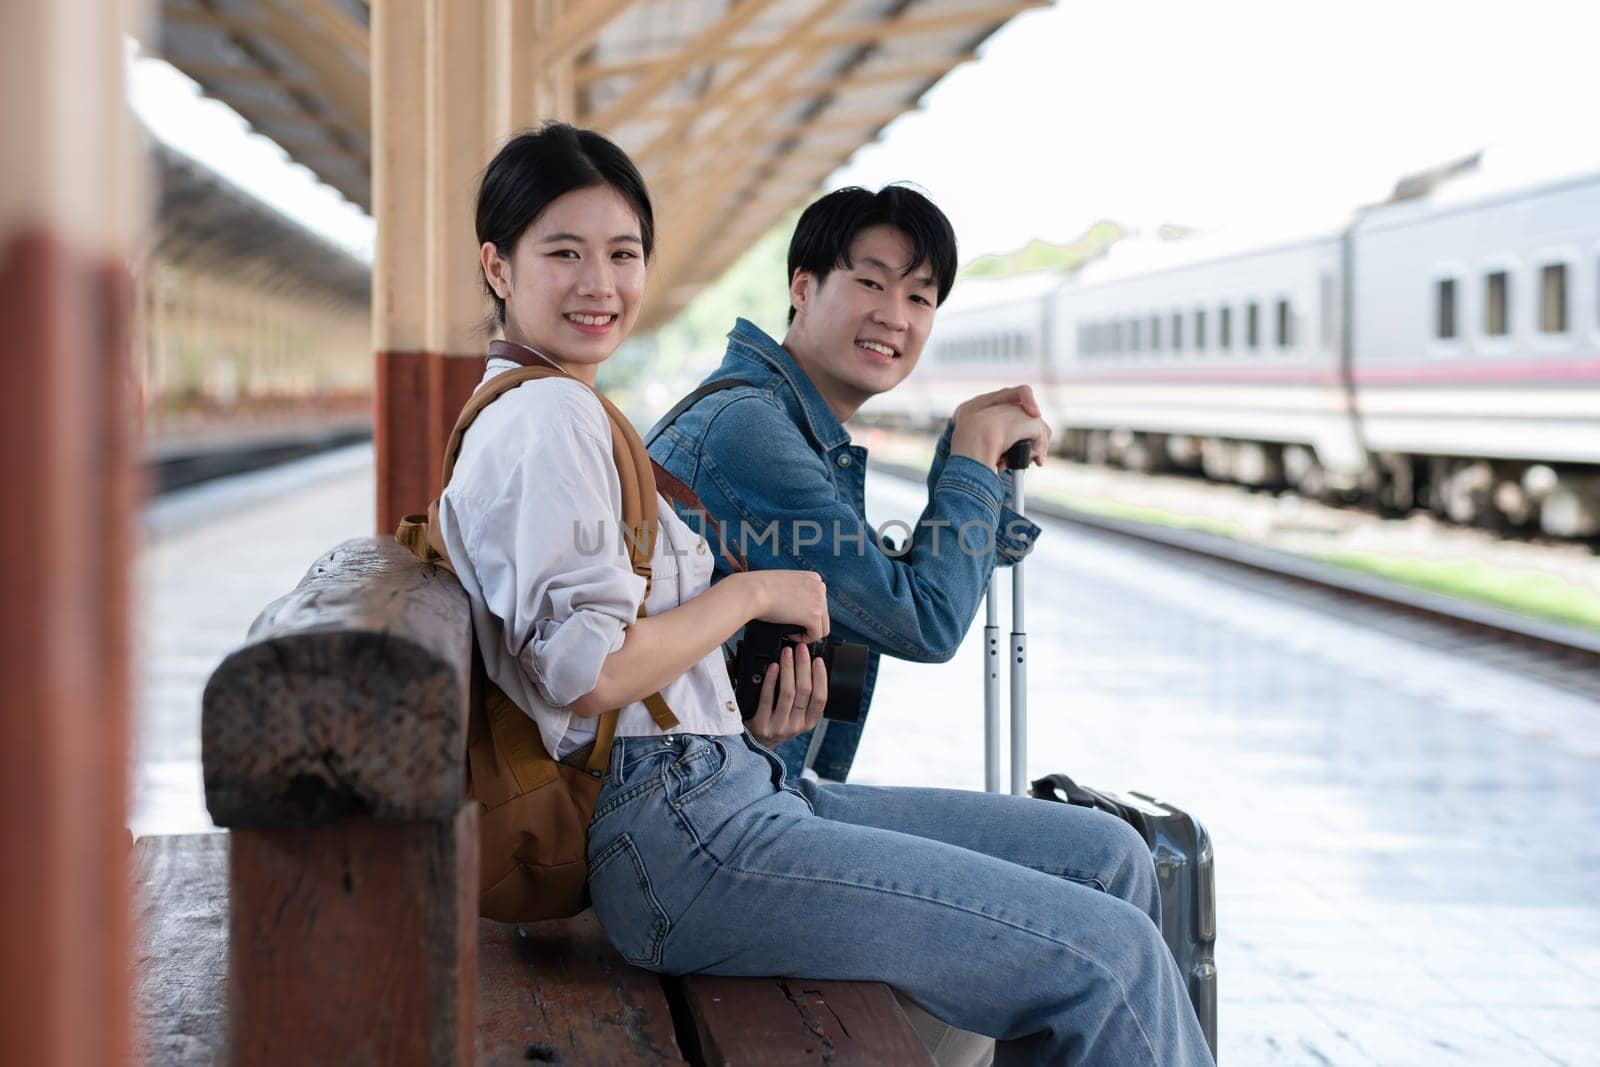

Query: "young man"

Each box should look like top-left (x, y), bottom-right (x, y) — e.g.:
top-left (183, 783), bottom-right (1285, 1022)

top-left (647, 184), bottom-right (1052, 781)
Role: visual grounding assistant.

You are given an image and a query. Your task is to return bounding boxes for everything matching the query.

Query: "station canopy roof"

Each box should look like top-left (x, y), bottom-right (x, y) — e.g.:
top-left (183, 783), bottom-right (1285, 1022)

top-left (154, 0), bottom-right (1042, 323)
top-left (152, 139), bottom-right (372, 307)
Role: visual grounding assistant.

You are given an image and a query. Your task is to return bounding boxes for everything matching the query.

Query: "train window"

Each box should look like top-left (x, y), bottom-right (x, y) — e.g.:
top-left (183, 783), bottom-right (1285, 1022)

top-left (1111, 320), bottom-right (1123, 353)
top-left (1219, 306), bottom-right (1232, 348)
top-left (1484, 270), bottom-right (1510, 336)
top-left (1435, 278), bottom-right (1457, 339)
top-left (1246, 302), bottom-right (1260, 348)
top-left (1149, 314), bottom-right (1161, 352)
top-left (1129, 318), bottom-right (1142, 352)
top-left (1539, 264), bottom-right (1567, 333)
top-left (1171, 311), bottom-right (1183, 352)
top-left (1275, 299), bottom-right (1293, 348)
top-left (1194, 309), bottom-right (1207, 351)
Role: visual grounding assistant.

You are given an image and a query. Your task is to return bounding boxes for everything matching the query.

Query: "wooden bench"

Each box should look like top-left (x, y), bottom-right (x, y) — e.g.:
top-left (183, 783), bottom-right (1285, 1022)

top-left (133, 536), bottom-right (931, 1065)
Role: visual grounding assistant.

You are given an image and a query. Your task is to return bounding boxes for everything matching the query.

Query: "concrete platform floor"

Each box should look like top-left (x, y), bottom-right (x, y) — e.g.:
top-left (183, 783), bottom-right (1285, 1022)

top-left (134, 448), bottom-right (1600, 1065)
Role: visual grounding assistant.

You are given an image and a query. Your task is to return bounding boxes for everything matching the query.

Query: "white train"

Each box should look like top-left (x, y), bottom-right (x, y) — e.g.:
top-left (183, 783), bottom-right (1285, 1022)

top-left (866, 168), bottom-right (1600, 538)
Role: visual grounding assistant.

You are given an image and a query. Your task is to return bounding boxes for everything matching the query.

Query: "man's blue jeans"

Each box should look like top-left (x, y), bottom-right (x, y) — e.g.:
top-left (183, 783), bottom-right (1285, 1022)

top-left (586, 733), bottom-right (1215, 1066)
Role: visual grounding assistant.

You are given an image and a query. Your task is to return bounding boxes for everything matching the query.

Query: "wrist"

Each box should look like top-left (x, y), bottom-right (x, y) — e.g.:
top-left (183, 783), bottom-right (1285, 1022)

top-left (730, 571), bottom-right (767, 621)
top-left (949, 424), bottom-right (993, 466)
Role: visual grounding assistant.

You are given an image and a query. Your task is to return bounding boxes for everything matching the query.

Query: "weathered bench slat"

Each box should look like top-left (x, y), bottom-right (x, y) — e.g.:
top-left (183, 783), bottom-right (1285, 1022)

top-left (675, 975), bottom-right (933, 1066)
top-left (135, 834), bottom-right (932, 1065)
top-left (478, 912), bottom-right (685, 1065)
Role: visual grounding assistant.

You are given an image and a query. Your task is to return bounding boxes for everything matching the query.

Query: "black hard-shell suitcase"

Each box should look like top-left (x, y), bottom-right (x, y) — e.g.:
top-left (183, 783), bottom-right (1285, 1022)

top-left (985, 444), bottom-right (1218, 1060)
top-left (1029, 774), bottom-right (1218, 1055)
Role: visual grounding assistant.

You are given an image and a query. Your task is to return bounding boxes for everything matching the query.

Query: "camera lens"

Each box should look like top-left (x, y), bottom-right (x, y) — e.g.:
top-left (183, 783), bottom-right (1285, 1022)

top-left (821, 641), bottom-right (869, 724)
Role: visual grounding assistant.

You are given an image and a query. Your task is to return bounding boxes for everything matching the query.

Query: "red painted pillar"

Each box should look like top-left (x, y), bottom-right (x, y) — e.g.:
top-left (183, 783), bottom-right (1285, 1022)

top-left (372, 1), bottom-right (489, 533)
top-left (0, 2), bottom-right (140, 1064)
top-left (371, 0), bottom-right (563, 535)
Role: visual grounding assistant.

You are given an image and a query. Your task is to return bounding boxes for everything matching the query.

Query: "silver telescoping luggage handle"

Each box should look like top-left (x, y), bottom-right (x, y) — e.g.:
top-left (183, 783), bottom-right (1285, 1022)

top-left (985, 440), bottom-right (1032, 795)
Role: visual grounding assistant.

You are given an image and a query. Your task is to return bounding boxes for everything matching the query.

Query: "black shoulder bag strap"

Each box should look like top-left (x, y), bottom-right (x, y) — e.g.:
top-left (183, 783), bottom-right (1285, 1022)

top-left (644, 378), bottom-right (753, 447)
top-left (644, 378), bottom-right (754, 574)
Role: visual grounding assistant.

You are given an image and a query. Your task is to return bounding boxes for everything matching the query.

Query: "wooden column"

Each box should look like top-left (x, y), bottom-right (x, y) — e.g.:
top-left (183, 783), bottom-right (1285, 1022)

top-left (423, 0), bottom-right (499, 505)
top-left (372, 0), bottom-right (435, 533)
top-left (0, 1), bottom-right (141, 1065)
top-left (372, 0), bottom-right (610, 533)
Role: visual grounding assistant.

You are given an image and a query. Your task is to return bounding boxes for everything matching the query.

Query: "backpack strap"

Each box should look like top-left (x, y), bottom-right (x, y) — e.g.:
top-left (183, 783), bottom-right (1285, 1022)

top-left (480, 343), bottom-right (673, 734)
top-left (395, 344), bottom-right (678, 755)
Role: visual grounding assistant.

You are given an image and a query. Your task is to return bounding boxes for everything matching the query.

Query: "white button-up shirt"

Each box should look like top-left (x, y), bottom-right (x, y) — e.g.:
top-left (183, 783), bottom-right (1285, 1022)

top-left (438, 359), bottom-right (744, 759)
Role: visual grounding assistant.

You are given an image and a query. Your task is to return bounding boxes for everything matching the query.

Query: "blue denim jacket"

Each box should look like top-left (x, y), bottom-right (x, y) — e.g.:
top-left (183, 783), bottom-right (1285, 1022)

top-left (646, 318), bottom-right (1041, 781)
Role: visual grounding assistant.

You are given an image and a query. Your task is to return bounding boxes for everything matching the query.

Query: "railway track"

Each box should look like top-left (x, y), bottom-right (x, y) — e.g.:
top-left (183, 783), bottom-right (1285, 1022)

top-left (871, 457), bottom-right (1600, 704)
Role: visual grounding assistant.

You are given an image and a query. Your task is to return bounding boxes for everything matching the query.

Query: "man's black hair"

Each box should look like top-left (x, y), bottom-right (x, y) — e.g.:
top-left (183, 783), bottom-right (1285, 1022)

top-left (786, 184), bottom-right (957, 324)
top-left (475, 122), bottom-right (654, 326)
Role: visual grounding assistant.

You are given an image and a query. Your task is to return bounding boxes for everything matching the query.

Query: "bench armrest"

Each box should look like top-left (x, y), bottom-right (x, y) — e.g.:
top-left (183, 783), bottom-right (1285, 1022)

top-left (201, 535), bottom-right (472, 828)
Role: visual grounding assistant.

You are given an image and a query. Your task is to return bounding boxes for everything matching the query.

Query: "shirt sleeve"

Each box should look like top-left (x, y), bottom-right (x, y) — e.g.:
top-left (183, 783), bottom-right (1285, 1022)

top-left (445, 382), bottom-right (647, 708)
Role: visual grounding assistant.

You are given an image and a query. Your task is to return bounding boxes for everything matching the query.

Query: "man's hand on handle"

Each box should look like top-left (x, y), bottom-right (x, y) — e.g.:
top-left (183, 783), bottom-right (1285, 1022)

top-left (950, 385), bottom-right (1052, 472)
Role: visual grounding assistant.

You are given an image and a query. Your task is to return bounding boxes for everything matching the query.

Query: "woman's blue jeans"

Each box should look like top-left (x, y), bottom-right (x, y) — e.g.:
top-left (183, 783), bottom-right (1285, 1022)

top-left (586, 732), bottom-right (1214, 1066)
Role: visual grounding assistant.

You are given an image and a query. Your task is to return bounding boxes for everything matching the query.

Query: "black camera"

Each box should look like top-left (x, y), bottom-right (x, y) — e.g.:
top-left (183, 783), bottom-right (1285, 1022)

top-left (731, 620), bottom-right (870, 724)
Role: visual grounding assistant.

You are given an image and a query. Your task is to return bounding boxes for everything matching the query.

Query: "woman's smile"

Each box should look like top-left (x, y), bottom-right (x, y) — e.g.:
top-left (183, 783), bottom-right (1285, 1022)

top-left (564, 311), bottom-right (619, 334)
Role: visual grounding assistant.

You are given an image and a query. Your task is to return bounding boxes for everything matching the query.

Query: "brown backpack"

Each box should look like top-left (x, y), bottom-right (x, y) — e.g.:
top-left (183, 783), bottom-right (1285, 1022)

top-left (395, 351), bottom-right (678, 922)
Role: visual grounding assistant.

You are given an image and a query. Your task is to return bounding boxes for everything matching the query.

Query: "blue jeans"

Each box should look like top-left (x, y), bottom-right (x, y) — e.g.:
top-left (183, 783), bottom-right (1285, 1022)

top-left (586, 733), bottom-right (1215, 1066)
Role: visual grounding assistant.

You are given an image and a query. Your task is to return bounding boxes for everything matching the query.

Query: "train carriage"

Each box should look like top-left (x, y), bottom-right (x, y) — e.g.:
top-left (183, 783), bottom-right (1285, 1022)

top-left (1349, 170), bottom-right (1600, 532)
top-left (1046, 231), bottom-right (1360, 491)
top-left (885, 165), bottom-right (1600, 538)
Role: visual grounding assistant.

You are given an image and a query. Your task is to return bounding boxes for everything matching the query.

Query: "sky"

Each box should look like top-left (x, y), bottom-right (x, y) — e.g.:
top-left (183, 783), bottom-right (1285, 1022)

top-left (830, 0), bottom-right (1600, 255)
top-left (127, 0), bottom-right (1600, 268)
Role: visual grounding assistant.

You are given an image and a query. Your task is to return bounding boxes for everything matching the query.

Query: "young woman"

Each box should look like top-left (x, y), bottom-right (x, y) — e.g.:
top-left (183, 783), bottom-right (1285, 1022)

top-left (439, 123), bottom-right (1214, 1067)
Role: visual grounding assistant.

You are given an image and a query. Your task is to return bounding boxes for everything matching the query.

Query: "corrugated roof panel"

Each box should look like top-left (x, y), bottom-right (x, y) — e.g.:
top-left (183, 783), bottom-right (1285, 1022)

top-left (155, 0), bottom-right (1043, 322)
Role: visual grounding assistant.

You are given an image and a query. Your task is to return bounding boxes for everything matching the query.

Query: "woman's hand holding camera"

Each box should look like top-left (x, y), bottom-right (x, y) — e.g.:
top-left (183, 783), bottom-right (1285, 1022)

top-left (748, 640), bottom-right (828, 748)
top-left (736, 568), bottom-right (831, 746)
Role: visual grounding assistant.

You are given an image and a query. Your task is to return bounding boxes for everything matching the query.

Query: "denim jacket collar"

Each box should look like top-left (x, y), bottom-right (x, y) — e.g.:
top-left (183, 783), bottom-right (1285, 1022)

top-left (723, 318), bottom-right (852, 453)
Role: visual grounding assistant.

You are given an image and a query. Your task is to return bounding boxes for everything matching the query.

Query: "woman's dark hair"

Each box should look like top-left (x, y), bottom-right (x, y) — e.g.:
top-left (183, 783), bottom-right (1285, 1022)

top-left (785, 184), bottom-right (957, 323)
top-left (475, 122), bottom-right (655, 326)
